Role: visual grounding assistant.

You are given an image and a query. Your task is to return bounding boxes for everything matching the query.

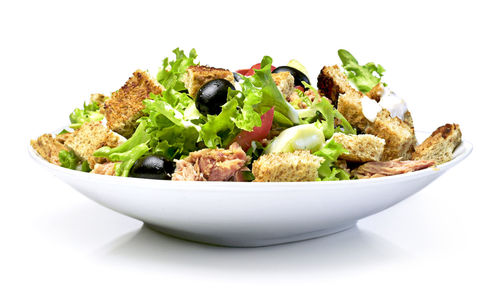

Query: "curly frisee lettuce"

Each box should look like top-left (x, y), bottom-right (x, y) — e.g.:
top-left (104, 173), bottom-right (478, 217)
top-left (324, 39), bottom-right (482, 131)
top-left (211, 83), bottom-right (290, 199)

top-left (314, 139), bottom-right (350, 181)
top-left (157, 48), bottom-right (198, 91)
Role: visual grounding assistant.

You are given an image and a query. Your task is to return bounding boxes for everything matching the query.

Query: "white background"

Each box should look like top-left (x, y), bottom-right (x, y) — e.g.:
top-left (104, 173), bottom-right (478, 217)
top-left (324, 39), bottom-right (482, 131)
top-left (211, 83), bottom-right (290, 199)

top-left (1, 0), bottom-right (499, 294)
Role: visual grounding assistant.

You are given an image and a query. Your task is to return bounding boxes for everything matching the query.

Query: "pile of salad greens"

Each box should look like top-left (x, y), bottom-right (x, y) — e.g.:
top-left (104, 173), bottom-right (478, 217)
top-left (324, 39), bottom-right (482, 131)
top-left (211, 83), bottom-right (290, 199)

top-left (64, 48), bottom-right (370, 181)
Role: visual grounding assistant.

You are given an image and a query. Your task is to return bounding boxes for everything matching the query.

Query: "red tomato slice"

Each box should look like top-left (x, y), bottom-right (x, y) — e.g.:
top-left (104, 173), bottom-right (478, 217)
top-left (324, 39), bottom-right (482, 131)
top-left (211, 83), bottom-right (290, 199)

top-left (236, 69), bottom-right (249, 75)
top-left (237, 63), bottom-right (276, 77)
top-left (295, 86), bottom-right (305, 92)
top-left (245, 69), bottom-right (256, 76)
top-left (250, 63), bottom-right (276, 71)
top-left (233, 107), bottom-right (274, 151)
top-left (250, 63), bottom-right (262, 70)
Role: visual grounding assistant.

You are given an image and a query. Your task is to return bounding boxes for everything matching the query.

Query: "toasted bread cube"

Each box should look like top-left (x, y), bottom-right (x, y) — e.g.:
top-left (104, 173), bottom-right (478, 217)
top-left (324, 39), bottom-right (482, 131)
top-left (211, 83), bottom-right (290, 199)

top-left (366, 83), bottom-right (384, 102)
top-left (252, 151), bottom-right (323, 182)
top-left (31, 134), bottom-right (69, 165)
top-left (412, 123), bottom-right (462, 164)
top-left (337, 89), bottom-right (373, 131)
top-left (338, 89), bottom-right (416, 161)
top-left (64, 122), bottom-right (123, 168)
top-left (331, 133), bottom-right (385, 162)
top-left (272, 72), bottom-right (295, 98)
top-left (182, 65), bottom-right (235, 97)
top-left (104, 70), bottom-right (164, 138)
top-left (317, 65), bottom-right (357, 106)
top-left (365, 110), bottom-right (417, 160)
top-left (366, 84), bottom-right (416, 129)
top-left (55, 132), bottom-right (72, 144)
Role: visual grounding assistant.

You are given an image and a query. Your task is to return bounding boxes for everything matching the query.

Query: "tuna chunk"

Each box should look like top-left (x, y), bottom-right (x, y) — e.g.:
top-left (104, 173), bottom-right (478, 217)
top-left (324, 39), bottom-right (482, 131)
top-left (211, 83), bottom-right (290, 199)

top-left (353, 160), bottom-right (435, 179)
top-left (90, 162), bottom-right (118, 176)
top-left (172, 143), bottom-right (249, 181)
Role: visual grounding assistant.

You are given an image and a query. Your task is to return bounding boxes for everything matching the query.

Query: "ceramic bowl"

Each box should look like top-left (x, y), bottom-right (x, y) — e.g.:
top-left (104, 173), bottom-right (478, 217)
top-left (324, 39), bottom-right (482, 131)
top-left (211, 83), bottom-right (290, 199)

top-left (29, 131), bottom-right (472, 247)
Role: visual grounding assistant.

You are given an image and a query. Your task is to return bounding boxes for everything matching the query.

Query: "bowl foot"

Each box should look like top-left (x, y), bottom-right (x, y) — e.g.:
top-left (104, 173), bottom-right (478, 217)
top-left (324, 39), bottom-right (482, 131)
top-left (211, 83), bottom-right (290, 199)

top-left (145, 222), bottom-right (357, 247)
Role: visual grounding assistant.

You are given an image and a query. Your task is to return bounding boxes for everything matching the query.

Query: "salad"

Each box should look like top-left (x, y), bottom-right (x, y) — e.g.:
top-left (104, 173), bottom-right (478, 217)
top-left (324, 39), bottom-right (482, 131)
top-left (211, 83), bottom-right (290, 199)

top-left (30, 48), bottom-right (462, 182)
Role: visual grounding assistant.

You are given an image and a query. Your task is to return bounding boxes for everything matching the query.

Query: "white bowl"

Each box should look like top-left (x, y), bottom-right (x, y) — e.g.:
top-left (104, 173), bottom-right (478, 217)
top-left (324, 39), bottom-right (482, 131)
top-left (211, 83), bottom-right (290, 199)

top-left (29, 131), bottom-right (472, 247)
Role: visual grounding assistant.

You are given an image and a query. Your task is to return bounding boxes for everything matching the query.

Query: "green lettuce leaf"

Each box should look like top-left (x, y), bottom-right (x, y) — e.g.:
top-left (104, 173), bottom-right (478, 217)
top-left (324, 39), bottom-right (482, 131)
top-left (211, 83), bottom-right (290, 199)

top-left (59, 150), bottom-right (79, 170)
top-left (81, 161), bottom-right (91, 172)
top-left (94, 121), bottom-right (151, 176)
top-left (143, 89), bottom-right (201, 156)
top-left (230, 88), bottom-right (263, 131)
top-left (314, 139), bottom-right (350, 181)
top-left (241, 56), bottom-right (299, 125)
top-left (299, 83), bottom-right (356, 138)
top-left (157, 48), bottom-right (198, 91)
top-left (69, 101), bottom-right (104, 129)
top-left (338, 49), bottom-right (385, 93)
top-left (200, 98), bottom-right (239, 148)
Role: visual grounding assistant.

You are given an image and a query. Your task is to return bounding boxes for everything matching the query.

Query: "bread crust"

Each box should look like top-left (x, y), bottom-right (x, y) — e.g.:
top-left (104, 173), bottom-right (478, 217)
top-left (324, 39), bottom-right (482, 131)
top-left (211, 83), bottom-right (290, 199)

top-left (104, 70), bottom-right (164, 138)
top-left (182, 65), bottom-right (234, 97)
top-left (317, 65), bottom-right (358, 106)
top-left (31, 134), bottom-right (68, 166)
top-left (272, 72), bottom-right (294, 98)
top-left (412, 123), bottom-right (462, 164)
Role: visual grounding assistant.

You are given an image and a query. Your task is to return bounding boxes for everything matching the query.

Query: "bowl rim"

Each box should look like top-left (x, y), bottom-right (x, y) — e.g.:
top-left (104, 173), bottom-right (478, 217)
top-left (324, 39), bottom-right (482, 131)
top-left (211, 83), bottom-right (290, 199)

top-left (28, 129), bottom-right (473, 190)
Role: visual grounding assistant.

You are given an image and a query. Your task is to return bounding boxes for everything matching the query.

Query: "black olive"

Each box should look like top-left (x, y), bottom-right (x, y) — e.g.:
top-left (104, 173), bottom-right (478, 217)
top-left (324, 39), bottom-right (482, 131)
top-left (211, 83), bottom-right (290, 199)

top-left (272, 66), bottom-right (310, 88)
top-left (130, 155), bottom-right (175, 180)
top-left (196, 79), bottom-right (235, 115)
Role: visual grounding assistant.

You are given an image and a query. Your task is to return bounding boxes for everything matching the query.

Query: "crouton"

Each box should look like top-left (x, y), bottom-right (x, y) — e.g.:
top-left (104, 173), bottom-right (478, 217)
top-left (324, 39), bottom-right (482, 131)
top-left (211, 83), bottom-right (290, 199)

top-left (55, 132), bottom-right (72, 144)
top-left (337, 89), bottom-right (372, 131)
top-left (104, 70), bottom-right (164, 138)
top-left (365, 110), bottom-right (417, 160)
top-left (331, 133), bottom-right (385, 162)
top-left (366, 83), bottom-right (384, 102)
top-left (64, 122), bottom-right (123, 168)
top-left (252, 151), bottom-right (323, 182)
top-left (182, 65), bottom-right (235, 97)
top-left (366, 84), bottom-right (416, 129)
top-left (337, 89), bottom-right (417, 161)
top-left (317, 65), bottom-right (358, 106)
top-left (412, 123), bottom-right (462, 165)
top-left (31, 134), bottom-right (69, 166)
top-left (272, 71), bottom-right (295, 98)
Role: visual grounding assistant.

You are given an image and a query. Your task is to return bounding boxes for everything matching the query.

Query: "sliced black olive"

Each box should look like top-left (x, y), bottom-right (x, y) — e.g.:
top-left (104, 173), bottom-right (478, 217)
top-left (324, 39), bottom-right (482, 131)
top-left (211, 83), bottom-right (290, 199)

top-left (272, 66), bottom-right (310, 88)
top-left (196, 79), bottom-right (235, 115)
top-left (233, 72), bottom-right (242, 82)
top-left (130, 155), bottom-right (175, 180)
